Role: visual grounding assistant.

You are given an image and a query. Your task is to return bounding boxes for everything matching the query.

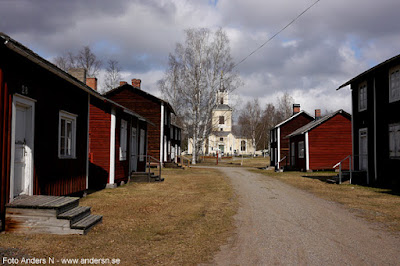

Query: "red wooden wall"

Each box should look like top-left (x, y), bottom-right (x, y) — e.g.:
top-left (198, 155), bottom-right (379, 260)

top-left (279, 113), bottom-right (314, 166)
top-left (107, 87), bottom-right (162, 161)
top-left (0, 68), bottom-right (12, 230)
top-left (308, 113), bottom-right (352, 170)
top-left (89, 99), bottom-right (111, 188)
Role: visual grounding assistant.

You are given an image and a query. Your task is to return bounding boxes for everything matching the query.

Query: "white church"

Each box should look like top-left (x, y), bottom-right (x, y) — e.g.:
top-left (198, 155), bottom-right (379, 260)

top-left (188, 88), bottom-right (255, 156)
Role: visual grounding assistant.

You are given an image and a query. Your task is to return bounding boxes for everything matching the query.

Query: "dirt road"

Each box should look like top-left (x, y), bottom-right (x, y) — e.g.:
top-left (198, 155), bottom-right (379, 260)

top-left (209, 167), bottom-right (400, 265)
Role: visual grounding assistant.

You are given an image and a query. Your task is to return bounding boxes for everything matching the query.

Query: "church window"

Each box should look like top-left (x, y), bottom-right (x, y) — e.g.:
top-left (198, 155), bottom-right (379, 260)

top-left (219, 116), bottom-right (224, 124)
top-left (241, 140), bottom-right (246, 151)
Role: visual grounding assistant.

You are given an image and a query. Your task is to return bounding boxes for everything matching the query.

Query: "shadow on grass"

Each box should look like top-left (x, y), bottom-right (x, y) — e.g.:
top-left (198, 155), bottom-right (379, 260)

top-left (302, 175), bottom-right (338, 183)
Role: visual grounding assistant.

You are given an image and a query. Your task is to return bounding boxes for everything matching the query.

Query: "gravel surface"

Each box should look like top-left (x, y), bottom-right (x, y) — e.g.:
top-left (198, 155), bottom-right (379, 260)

top-left (206, 167), bottom-right (400, 265)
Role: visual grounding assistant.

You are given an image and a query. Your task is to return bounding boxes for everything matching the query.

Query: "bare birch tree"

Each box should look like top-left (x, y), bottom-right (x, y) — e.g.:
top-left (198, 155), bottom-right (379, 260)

top-left (159, 28), bottom-right (242, 164)
top-left (103, 59), bottom-right (121, 92)
top-left (54, 46), bottom-right (101, 77)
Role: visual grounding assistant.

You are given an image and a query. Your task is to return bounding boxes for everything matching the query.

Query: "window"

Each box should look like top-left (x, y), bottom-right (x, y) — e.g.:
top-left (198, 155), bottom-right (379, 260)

top-left (298, 141), bottom-right (305, 159)
top-left (220, 128), bottom-right (223, 131)
top-left (358, 82), bottom-right (367, 111)
top-left (220, 137), bottom-right (224, 141)
top-left (291, 142), bottom-right (295, 166)
top-left (120, 119), bottom-right (127, 161)
top-left (241, 140), bottom-right (246, 151)
top-left (389, 67), bottom-right (400, 103)
top-left (389, 123), bottom-right (400, 158)
top-left (59, 111), bottom-right (77, 158)
top-left (219, 116), bottom-right (224, 124)
top-left (220, 97), bottom-right (224, 104)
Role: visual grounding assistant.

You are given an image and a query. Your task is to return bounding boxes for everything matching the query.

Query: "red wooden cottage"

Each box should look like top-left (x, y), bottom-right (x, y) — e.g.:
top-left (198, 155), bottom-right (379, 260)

top-left (71, 75), bottom-right (153, 189)
top-left (0, 33), bottom-right (99, 230)
top-left (104, 80), bottom-right (178, 165)
top-left (270, 104), bottom-right (314, 170)
top-left (286, 109), bottom-right (352, 171)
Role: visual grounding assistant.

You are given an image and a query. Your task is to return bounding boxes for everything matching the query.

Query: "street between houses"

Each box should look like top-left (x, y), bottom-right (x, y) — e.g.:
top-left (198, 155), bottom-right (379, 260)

top-left (199, 167), bottom-right (400, 265)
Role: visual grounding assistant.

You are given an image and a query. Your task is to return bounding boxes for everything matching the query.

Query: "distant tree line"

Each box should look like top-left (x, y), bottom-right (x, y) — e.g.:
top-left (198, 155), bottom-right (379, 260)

top-left (237, 92), bottom-right (295, 152)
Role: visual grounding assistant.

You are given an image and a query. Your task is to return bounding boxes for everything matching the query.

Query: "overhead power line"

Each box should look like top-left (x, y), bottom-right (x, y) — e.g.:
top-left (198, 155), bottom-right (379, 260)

top-left (233, 0), bottom-right (321, 69)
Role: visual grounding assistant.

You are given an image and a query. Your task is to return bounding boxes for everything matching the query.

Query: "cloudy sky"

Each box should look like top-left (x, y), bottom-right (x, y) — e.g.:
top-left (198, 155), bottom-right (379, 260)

top-left (1, 0), bottom-right (400, 115)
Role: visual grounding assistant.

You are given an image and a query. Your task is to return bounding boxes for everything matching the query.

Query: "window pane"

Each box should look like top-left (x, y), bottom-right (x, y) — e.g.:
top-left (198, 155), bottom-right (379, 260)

top-left (61, 119), bottom-right (66, 137)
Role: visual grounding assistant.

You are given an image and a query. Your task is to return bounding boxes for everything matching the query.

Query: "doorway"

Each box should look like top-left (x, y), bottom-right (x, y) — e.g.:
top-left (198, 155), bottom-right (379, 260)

top-left (10, 95), bottom-right (35, 200)
top-left (130, 126), bottom-right (137, 173)
top-left (359, 128), bottom-right (368, 171)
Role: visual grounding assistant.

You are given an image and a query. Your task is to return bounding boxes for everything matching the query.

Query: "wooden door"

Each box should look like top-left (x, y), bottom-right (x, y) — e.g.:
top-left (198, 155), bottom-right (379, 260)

top-left (130, 127), bottom-right (137, 172)
top-left (359, 129), bottom-right (368, 171)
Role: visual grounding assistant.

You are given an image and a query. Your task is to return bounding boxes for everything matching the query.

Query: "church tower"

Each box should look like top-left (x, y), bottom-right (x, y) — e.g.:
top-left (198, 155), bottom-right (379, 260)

top-left (212, 88), bottom-right (232, 132)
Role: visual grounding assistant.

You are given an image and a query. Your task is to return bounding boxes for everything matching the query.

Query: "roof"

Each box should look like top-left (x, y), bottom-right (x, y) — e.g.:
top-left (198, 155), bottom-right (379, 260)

top-left (0, 32), bottom-right (153, 126)
top-left (214, 104), bottom-right (232, 111)
top-left (285, 109), bottom-right (351, 138)
top-left (104, 83), bottom-right (176, 115)
top-left (273, 111), bottom-right (314, 129)
top-left (211, 131), bottom-right (231, 137)
top-left (337, 53), bottom-right (400, 90)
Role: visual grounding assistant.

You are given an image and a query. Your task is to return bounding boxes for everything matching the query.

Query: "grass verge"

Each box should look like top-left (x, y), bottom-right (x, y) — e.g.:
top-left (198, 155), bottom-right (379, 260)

top-left (0, 168), bottom-right (237, 265)
top-left (192, 156), bottom-right (270, 169)
top-left (252, 169), bottom-right (400, 232)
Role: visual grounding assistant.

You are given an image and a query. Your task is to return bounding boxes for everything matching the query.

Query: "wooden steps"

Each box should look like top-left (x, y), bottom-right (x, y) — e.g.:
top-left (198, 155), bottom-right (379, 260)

top-left (5, 195), bottom-right (102, 235)
top-left (131, 172), bottom-right (164, 182)
top-left (164, 162), bottom-right (184, 169)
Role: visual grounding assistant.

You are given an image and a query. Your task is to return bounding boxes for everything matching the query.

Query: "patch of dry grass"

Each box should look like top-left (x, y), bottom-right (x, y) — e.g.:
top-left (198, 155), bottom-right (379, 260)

top-left (253, 169), bottom-right (400, 231)
top-left (0, 168), bottom-right (237, 265)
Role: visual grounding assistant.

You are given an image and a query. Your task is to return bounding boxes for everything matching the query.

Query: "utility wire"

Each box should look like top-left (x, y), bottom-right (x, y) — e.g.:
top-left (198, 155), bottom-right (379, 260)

top-left (233, 0), bottom-right (321, 69)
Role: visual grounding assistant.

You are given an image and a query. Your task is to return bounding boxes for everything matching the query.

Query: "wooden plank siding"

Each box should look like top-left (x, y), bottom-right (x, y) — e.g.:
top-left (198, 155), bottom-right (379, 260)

top-left (1, 42), bottom-right (88, 200)
top-left (345, 55), bottom-right (400, 187)
top-left (106, 85), bottom-right (175, 163)
top-left (279, 113), bottom-right (315, 167)
top-left (0, 67), bottom-right (12, 230)
top-left (107, 88), bottom-right (161, 161)
top-left (88, 97), bottom-right (111, 189)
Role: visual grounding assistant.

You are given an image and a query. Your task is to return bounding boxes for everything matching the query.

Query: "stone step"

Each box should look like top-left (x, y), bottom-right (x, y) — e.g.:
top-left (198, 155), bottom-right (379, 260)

top-left (71, 214), bottom-right (103, 234)
top-left (57, 206), bottom-right (91, 225)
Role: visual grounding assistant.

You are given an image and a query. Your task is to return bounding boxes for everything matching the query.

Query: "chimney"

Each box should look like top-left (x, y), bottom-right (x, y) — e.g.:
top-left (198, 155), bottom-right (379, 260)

top-left (131, 79), bottom-right (141, 89)
top-left (86, 77), bottom-right (97, 91)
top-left (120, 81), bottom-right (127, 86)
top-left (69, 68), bottom-right (86, 83)
top-left (315, 109), bottom-right (321, 120)
top-left (293, 104), bottom-right (300, 115)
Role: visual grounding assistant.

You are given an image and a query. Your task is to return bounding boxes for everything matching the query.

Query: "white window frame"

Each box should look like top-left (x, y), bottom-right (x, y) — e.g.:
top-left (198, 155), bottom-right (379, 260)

top-left (58, 110), bottom-right (77, 159)
top-left (119, 119), bottom-right (127, 161)
top-left (298, 141), bottom-right (305, 159)
top-left (389, 123), bottom-right (400, 158)
top-left (389, 66), bottom-right (400, 103)
top-left (358, 82), bottom-right (367, 111)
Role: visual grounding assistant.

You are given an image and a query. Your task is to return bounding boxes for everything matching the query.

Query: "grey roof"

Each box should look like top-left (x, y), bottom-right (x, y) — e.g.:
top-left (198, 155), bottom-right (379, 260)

top-left (337, 53), bottom-right (400, 90)
top-left (214, 104), bottom-right (232, 111)
top-left (211, 131), bottom-right (231, 137)
top-left (285, 109), bottom-right (351, 138)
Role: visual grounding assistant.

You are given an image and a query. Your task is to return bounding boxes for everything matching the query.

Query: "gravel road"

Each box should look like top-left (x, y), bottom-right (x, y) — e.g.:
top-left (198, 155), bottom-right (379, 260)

top-left (207, 167), bottom-right (400, 265)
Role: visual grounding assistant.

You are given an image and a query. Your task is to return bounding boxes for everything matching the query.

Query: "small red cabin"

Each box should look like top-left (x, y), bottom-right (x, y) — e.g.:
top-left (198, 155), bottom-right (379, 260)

top-left (0, 33), bottom-right (97, 229)
top-left (87, 82), bottom-right (151, 189)
top-left (286, 110), bottom-right (352, 171)
top-left (270, 104), bottom-right (314, 169)
top-left (104, 81), bottom-right (177, 165)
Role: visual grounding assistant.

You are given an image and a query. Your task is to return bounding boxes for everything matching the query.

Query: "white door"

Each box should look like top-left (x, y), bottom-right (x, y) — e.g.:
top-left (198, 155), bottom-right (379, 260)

top-left (11, 95), bottom-right (35, 199)
top-left (359, 129), bottom-right (368, 171)
top-left (130, 127), bottom-right (137, 172)
top-left (14, 106), bottom-right (27, 196)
